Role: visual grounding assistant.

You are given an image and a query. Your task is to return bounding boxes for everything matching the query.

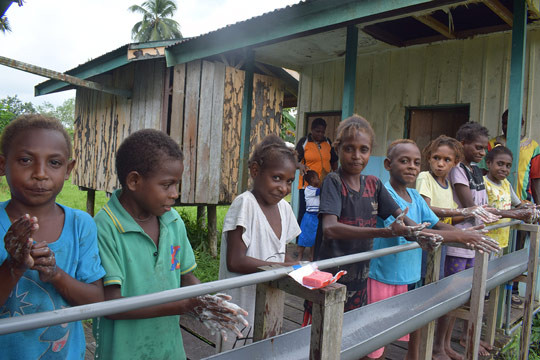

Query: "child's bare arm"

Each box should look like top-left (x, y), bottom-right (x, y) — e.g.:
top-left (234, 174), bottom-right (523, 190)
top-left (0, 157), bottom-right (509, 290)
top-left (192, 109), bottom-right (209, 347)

top-left (0, 215), bottom-right (38, 305)
top-left (453, 183), bottom-right (476, 208)
top-left (30, 241), bottom-right (104, 306)
top-left (226, 227), bottom-right (296, 274)
top-left (421, 195), bottom-right (499, 224)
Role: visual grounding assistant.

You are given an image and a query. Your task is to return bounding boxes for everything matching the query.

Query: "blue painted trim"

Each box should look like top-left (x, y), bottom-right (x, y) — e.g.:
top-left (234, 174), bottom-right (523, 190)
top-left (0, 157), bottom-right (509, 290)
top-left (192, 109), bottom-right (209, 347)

top-left (342, 25), bottom-right (358, 120)
top-left (507, 0), bottom-right (527, 188)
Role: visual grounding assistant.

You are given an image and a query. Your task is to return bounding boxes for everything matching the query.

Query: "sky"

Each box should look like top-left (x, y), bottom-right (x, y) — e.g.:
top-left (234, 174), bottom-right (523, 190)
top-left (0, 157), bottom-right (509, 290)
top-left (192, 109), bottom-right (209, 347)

top-left (0, 0), bottom-right (298, 106)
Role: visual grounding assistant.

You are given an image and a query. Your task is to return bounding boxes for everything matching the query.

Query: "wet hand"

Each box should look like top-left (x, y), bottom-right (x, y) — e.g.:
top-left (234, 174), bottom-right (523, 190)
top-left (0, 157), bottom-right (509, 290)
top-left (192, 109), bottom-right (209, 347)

top-left (30, 241), bottom-right (58, 282)
top-left (4, 214), bottom-right (38, 272)
top-left (189, 294), bottom-right (249, 341)
top-left (461, 205), bottom-right (500, 223)
top-left (462, 226), bottom-right (500, 253)
top-left (389, 208), bottom-right (430, 237)
top-left (412, 231), bottom-right (443, 251)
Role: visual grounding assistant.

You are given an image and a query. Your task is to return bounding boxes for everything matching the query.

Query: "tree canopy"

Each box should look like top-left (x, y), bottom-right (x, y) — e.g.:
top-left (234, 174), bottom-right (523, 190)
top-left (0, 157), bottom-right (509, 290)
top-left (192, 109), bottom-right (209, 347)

top-left (129, 0), bottom-right (182, 42)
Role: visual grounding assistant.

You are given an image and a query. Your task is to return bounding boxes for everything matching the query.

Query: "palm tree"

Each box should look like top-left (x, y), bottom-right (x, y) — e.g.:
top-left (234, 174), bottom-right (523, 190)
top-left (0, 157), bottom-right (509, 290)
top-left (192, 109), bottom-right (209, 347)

top-left (129, 0), bottom-right (182, 42)
top-left (0, 16), bottom-right (11, 33)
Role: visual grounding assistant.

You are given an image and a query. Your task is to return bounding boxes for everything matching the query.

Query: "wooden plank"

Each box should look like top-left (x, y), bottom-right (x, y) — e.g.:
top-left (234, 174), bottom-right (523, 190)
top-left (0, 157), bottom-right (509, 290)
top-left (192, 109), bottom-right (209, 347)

top-left (484, 284), bottom-right (500, 347)
top-left (418, 247), bottom-right (441, 360)
top-left (342, 25), bottom-right (358, 119)
top-left (437, 40), bottom-right (462, 104)
top-left (209, 62), bottom-right (226, 204)
top-left (170, 63), bottom-right (186, 143)
top-left (195, 60), bottom-right (215, 203)
top-left (182, 60), bottom-right (202, 203)
top-left (520, 229), bottom-right (539, 360)
top-left (310, 63), bottom-right (324, 112)
top-left (220, 66), bottom-right (244, 203)
top-left (370, 51), bottom-right (390, 152)
top-left (333, 59), bottom-right (345, 111)
top-left (355, 54), bottom-right (374, 122)
top-left (481, 35), bottom-right (506, 128)
top-left (161, 65), bottom-right (171, 132)
top-left (321, 60), bottom-right (335, 111)
top-left (423, 44), bottom-right (441, 106)
top-left (525, 29), bottom-right (540, 141)
top-left (403, 46), bottom-right (425, 109)
top-left (386, 49), bottom-right (407, 142)
top-left (297, 64), bottom-right (312, 138)
top-left (238, 53), bottom-right (254, 195)
top-left (459, 37), bottom-right (485, 123)
top-left (253, 283), bottom-right (285, 341)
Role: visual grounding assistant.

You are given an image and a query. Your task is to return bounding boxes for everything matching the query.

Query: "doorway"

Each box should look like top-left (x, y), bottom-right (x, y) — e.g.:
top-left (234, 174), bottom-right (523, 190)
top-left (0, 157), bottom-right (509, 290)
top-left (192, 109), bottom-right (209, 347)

top-left (305, 112), bottom-right (342, 143)
top-left (406, 105), bottom-right (469, 156)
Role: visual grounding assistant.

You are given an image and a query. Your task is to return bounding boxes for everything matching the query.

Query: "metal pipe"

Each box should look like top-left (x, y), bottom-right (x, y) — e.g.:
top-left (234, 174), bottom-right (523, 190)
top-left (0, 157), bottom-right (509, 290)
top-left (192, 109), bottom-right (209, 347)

top-left (0, 220), bottom-right (524, 335)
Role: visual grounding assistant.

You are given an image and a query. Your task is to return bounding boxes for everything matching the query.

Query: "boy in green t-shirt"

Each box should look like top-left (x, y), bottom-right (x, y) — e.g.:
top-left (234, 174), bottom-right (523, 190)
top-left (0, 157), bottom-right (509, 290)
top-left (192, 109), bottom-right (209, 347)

top-left (93, 129), bottom-right (247, 360)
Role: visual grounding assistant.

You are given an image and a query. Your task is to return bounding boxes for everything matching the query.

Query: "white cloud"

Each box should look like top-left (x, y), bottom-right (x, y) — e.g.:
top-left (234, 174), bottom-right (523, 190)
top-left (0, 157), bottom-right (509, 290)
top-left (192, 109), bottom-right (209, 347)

top-left (0, 0), bottom-right (297, 106)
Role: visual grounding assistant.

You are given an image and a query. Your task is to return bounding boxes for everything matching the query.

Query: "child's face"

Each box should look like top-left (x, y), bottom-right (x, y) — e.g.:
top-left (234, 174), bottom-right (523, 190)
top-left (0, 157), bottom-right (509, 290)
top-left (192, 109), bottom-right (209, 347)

top-left (462, 135), bottom-right (488, 164)
top-left (0, 128), bottom-right (74, 208)
top-left (428, 145), bottom-right (456, 180)
top-left (130, 158), bottom-right (183, 216)
top-left (487, 153), bottom-right (512, 181)
top-left (309, 175), bottom-right (320, 188)
top-left (384, 143), bottom-right (421, 186)
top-left (250, 158), bottom-right (296, 206)
top-left (337, 130), bottom-right (371, 176)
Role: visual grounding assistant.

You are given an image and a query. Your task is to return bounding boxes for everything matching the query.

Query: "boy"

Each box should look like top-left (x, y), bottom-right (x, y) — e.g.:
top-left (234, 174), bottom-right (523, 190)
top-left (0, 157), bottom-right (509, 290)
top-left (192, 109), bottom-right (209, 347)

top-left (367, 139), bottom-right (499, 360)
top-left (0, 114), bottom-right (105, 358)
top-left (93, 129), bottom-right (247, 360)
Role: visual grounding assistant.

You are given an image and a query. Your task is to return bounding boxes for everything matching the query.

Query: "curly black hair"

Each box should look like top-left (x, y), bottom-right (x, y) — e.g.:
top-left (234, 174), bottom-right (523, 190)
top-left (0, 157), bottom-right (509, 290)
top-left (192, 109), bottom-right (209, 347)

top-left (333, 114), bottom-right (375, 149)
top-left (485, 145), bottom-right (513, 163)
top-left (422, 135), bottom-right (463, 165)
top-left (304, 170), bottom-right (319, 185)
top-left (455, 122), bottom-right (490, 144)
top-left (1, 114), bottom-right (72, 157)
top-left (248, 134), bottom-right (297, 170)
top-left (116, 129), bottom-right (184, 187)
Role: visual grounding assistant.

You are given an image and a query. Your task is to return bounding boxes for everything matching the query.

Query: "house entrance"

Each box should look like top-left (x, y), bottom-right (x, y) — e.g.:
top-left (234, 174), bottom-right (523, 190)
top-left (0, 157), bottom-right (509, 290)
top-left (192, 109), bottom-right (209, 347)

top-left (406, 106), bottom-right (469, 157)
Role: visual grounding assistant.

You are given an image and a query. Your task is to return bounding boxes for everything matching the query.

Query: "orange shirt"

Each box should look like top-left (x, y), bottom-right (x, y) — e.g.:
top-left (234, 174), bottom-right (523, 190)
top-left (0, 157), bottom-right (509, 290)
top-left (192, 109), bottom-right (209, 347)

top-left (297, 136), bottom-right (337, 189)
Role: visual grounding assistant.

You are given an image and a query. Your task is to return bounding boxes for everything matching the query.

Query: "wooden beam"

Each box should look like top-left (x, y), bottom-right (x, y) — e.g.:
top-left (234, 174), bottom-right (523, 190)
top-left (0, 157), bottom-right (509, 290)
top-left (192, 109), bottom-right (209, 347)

top-left (414, 14), bottom-right (455, 38)
top-left (0, 55), bottom-right (132, 98)
top-left (520, 227), bottom-right (539, 360)
top-left (484, 0), bottom-right (514, 26)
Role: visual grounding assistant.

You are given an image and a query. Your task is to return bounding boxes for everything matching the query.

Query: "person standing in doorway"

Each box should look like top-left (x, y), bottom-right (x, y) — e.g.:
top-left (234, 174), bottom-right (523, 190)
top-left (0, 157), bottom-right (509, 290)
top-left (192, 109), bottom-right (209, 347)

top-left (296, 118), bottom-right (338, 227)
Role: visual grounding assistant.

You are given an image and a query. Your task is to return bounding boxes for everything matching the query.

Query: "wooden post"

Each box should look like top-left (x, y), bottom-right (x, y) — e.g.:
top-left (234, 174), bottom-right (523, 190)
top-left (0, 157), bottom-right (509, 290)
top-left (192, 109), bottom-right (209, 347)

top-left (253, 268), bottom-right (346, 359)
top-left (253, 283), bottom-right (285, 341)
top-left (520, 224), bottom-right (539, 360)
top-left (237, 50), bottom-right (254, 194)
top-left (197, 205), bottom-right (206, 229)
top-left (506, 0), bottom-right (527, 188)
top-left (341, 25), bottom-right (358, 120)
top-left (310, 283), bottom-right (346, 360)
top-left (484, 284), bottom-right (500, 347)
top-left (207, 205), bottom-right (218, 258)
top-left (464, 252), bottom-right (488, 360)
top-left (418, 246), bottom-right (441, 359)
top-left (86, 189), bottom-right (96, 217)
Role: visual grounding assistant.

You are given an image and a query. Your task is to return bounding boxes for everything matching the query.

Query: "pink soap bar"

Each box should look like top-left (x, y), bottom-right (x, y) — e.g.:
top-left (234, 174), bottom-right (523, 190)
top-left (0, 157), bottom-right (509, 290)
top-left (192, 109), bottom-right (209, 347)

top-left (303, 270), bottom-right (333, 287)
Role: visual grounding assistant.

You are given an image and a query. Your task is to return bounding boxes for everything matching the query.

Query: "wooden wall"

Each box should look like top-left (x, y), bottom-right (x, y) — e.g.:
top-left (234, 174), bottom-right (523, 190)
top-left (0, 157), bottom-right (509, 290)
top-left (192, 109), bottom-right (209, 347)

top-left (297, 27), bottom-right (540, 156)
top-left (73, 60), bottom-right (167, 193)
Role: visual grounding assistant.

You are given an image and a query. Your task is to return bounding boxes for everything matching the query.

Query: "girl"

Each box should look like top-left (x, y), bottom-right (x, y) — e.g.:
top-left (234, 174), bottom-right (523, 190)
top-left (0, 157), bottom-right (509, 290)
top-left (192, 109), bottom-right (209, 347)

top-left (484, 145), bottom-right (538, 250)
top-left (297, 170), bottom-right (320, 261)
top-left (218, 134), bottom-right (301, 351)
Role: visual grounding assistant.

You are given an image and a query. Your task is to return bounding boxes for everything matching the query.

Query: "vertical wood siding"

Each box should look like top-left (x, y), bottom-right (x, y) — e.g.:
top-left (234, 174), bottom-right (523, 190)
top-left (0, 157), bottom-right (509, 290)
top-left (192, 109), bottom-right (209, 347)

top-left (298, 28), bottom-right (540, 156)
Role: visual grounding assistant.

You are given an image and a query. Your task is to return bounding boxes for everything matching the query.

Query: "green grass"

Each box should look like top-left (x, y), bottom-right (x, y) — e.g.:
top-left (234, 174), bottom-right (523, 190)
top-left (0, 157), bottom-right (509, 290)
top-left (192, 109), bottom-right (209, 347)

top-left (0, 178), bottom-right (224, 282)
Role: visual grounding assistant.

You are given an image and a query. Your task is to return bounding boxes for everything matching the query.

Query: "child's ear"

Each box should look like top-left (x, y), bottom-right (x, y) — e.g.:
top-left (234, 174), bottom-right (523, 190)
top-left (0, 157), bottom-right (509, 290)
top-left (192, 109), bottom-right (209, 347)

top-left (383, 157), bottom-right (391, 171)
top-left (0, 155), bottom-right (5, 176)
top-left (125, 171), bottom-right (142, 191)
top-left (64, 160), bottom-right (76, 180)
top-left (249, 163), bottom-right (260, 178)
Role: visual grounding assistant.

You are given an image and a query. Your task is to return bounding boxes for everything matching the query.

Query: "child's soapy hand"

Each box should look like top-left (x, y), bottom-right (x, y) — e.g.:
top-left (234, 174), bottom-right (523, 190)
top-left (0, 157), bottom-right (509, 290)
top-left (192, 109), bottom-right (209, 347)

top-left (189, 293), bottom-right (249, 341)
top-left (510, 206), bottom-right (540, 223)
top-left (4, 214), bottom-right (38, 273)
top-left (460, 205), bottom-right (500, 223)
top-left (412, 232), bottom-right (444, 251)
top-left (31, 241), bottom-right (58, 282)
top-left (389, 208), bottom-right (429, 237)
top-left (462, 225), bottom-right (501, 254)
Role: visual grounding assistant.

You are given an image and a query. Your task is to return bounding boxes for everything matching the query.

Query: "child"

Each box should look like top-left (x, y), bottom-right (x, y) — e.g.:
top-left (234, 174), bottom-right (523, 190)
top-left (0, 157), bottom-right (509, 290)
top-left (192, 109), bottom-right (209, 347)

top-left (367, 139), bottom-right (499, 360)
top-left (417, 136), bottom-right (500, 275)
top-left (484, 145), bottom-right (538, 250)
top-left (297, 170), bottom-right (320, 261)
top-left (0, 114), bottom-right (105, 358)
top-left (93, 129), bottom-right (247, 360)
top-left (218, 134), bottom-right (301, 351)
top-left (443, 122), bottom-right (495, 358)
